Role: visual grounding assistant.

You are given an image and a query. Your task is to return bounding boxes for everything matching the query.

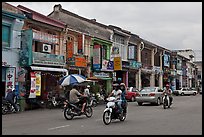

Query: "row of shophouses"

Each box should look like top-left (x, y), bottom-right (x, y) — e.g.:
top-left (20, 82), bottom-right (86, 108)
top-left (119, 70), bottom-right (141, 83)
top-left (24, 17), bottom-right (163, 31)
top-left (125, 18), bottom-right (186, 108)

top-left (2, 3), bottom-right (202, 102)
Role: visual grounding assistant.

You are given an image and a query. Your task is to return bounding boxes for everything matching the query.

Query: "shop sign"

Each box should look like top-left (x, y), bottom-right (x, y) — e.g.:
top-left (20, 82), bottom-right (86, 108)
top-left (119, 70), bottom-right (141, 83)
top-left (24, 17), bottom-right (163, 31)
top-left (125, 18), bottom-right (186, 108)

top-left (93, 45), bottom-right (101, 70)
top-left (75, 57), bottom-right (87, 67)
top-left (128, 46), bottom-right (136, 59)
top-left (93, 72), bottom-right (109, 78)
top-left (129, 61), bottom-right (142, 69)
top-left (67, 41), bottom-right (73, 58)
top-left (114, 57), bottom-right (122, 71)
top-left (33, 52), bottom-right (65, 66)
top-left (163, 54), bottom-right (170, 67)
top-left (122, 61), bottom-right (130, 68)
top-left (101, 59), bottom-right (109, 71)
top-left (5, 67), bottom-right (16, 93)
top-left (33, 30), bottom-right (59, 44)
top-left (35, 72), bottom-right (41, 96)
top-left (107, 61), bottom-right (114, 70)
top-left (29, 72), bottom-right (36, 98)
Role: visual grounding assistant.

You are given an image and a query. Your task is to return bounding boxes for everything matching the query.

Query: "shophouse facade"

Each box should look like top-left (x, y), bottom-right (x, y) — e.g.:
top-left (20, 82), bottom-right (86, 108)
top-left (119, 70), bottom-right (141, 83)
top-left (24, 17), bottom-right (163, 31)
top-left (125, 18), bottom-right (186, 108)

top-left (17, 5), bottom-right (67, 108)
top-left (108, 25), bottom-right (131, 87)
top-left (2, 2), bottom-right (26, 97)
top-left (48, 4), bottom-right (114, 93)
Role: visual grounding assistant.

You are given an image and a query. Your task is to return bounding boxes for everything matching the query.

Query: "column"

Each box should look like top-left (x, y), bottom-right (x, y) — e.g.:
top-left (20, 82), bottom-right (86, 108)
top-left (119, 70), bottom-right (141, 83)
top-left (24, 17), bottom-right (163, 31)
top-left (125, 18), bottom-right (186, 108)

top-left (159, 52), bottom-right (163, 89)
top-left (150, 49), bottom-right (155, 87)
top-left (137, 43), bottom-right (142, 90)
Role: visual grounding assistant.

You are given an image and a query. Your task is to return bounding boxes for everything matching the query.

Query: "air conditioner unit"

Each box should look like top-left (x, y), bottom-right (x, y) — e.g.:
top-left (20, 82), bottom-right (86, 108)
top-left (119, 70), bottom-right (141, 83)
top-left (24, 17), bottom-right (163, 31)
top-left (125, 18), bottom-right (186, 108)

top-left (42, 44), bottom-right (51, 53)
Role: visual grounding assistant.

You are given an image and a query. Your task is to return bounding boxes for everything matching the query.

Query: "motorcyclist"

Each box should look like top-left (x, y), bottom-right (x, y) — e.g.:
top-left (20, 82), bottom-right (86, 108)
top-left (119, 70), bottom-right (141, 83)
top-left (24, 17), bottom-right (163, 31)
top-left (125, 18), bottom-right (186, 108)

top-left (69, 85), bottom-right (88, 114)
top-left (163, 84), bottom-right (173, 104)
top-left (108, 83), bottom-right (123, 113)
top-left (120, 83), bottom-right (127, 111)
top-left (5, 88), bottom-right (18, 112)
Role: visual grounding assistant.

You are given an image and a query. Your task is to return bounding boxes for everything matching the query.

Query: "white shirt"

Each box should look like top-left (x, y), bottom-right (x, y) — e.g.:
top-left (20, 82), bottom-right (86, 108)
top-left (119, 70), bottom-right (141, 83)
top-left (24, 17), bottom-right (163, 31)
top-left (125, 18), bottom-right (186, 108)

top-left (111, 89), bottom-right (122, 100)
top-left (84, 88), bottom-right (90, 96)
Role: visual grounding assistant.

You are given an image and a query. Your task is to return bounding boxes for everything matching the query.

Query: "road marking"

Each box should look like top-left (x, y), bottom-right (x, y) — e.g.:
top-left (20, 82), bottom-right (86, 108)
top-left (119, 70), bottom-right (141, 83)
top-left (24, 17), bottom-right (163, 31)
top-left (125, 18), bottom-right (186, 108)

top-left (48, 125), bottom-right (70, 130)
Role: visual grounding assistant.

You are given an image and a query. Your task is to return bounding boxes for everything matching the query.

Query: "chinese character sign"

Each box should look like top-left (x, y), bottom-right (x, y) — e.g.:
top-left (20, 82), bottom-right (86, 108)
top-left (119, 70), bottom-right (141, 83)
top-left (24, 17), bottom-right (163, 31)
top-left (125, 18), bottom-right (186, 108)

top-left (114, 57), bottom-right (122, 71)
top-left (5, 67), bottom-right (16, 95)
top-left (93, 45), bottom-right (101, 69)
top-left (29, 72), bottom-right (36, 98)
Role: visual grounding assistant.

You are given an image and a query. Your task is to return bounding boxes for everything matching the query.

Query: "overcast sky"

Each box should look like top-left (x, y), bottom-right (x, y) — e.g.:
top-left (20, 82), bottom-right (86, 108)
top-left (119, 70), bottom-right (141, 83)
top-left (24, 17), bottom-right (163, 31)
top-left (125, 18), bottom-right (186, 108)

top-left (7, 2), bottom-right (202, 61)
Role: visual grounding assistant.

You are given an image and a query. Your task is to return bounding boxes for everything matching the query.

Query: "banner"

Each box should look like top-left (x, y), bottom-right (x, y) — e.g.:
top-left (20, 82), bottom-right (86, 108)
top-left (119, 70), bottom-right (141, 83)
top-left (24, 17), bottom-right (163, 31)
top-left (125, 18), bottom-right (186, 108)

top-left (5, 67), bottom-right (16, 96)
top-left (35, 72), bottom-right (41, 96)
top-left (29, 72), bottom-right (36, 98)
top-left (93, 45), bottom-right (101, 69)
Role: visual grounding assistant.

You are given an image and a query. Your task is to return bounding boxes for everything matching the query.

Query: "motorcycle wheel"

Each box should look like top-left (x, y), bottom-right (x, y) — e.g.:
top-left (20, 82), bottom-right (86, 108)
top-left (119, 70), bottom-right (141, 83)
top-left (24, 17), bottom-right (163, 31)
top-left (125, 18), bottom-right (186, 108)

top-left (2, 104), bottom-right (7, 115)
top-left (163, 99), bottom-right (167, 109)
top-left (15, 104), bottom-right (20, 112)
top-left (92, 100), bottom-right (97, 107)
top-left (103, 111), bottom-right (111, 125)
top-left (64, 107), bottom-right (74, 120)
top-left (119, 111), bottom-right (126, 121)
top-left (85, 106), bottom-right (93, 118)
top-left (46, 101), bottom-right (54, 109)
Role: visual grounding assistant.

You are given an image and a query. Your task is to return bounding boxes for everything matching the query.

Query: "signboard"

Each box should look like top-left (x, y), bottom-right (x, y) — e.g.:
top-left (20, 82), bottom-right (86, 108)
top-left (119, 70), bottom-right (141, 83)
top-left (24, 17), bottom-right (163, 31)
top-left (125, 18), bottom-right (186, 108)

top-left (29, 72), bottom-right (36, 98)
top-left (33, 30), bottom-right (59, 44)
top-left (75, 57), bottom-right (87, 67)
top-left (114, 57), bottom-right (122, 71)
top-left (163, 54), bottom-right (170, 67)
top-left (129, 60), bottom-right (142, 69)
top-left (35, 72), bottom-right (41, 96)
top-left (78, 35), bottom-right (83, 54)
top-left (19, 29), bottom-right (33, 66)
top-left (33, 52), bottom-right (65, 66)
top-left (107, 61), bottom-right (114, 70)
top-left (5, 67), bottom-right (16, 95)
top-left (93, 45), bottom-right (101, 69)
top-left (128, 46), bottom-right (135, 59)
top-left (67, 41), bottom-right (73, 58)
top-left (101, 59), bottom-right (109, 70)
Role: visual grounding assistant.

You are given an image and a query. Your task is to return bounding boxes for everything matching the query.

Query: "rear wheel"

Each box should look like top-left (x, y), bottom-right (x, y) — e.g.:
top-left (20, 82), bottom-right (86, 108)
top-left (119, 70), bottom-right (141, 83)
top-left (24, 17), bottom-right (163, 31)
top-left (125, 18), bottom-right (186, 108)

top-left (103, 111), bottom-right (111, 125)
top-left (163, 99), bottom-right (167, 109)
top-left (193, 92), bottom-right (196, 96)
top-left (181, 92), bottom-right (184, 96)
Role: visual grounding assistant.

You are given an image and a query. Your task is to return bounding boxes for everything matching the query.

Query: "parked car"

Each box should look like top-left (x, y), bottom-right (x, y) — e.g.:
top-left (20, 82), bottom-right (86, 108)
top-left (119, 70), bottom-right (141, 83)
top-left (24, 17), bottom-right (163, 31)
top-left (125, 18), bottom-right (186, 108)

top-left (125, 87), bottom-right (139, 102)
top-left (136, 87), bottom-right (163, 106)
top-left (173, 87), bottom-right (197, 96)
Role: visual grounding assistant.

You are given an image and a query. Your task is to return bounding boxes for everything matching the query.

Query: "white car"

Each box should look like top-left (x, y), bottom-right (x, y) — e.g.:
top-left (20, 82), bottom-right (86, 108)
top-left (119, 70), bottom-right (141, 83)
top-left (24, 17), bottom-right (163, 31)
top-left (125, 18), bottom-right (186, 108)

top-left (173, 87), bottom-right (197, 96)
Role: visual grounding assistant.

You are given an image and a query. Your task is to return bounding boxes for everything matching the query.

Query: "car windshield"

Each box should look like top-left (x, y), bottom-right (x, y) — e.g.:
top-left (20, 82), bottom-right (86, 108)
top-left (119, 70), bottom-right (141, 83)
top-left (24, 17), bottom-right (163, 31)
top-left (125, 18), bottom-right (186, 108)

top-left (140, 87), bottom-right (156, 92)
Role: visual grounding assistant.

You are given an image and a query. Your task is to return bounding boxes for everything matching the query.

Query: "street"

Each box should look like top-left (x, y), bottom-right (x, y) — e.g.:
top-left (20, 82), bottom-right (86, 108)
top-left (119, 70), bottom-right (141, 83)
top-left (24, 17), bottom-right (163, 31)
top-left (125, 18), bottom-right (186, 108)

top-left (2, 95), bottom-right (202, 135)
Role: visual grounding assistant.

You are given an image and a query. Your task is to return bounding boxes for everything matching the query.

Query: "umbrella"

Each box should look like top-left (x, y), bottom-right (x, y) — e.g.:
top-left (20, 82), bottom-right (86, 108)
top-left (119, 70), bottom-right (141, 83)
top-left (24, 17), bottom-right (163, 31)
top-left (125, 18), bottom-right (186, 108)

top-left (58, 74), bottom-right (86, 86)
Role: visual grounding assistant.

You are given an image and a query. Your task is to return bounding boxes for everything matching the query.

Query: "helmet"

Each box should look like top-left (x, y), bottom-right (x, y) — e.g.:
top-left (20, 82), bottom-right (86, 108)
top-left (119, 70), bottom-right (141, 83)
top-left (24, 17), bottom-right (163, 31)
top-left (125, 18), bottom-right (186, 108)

top-left (113, 83), bottom-right (119, 87)
top-left (87, 85), bottom-right (90, 88)
top-left (166, 84), bottom-right (170, 87)
top-left (120, 83), bottom-right (125, 86)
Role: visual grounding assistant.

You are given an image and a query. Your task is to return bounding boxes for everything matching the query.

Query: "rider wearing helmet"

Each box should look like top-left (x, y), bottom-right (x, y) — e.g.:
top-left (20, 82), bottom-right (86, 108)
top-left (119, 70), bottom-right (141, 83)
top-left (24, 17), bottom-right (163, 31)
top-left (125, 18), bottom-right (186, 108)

top-left (108, 83), bottom-right (123, 113)
top-left (163, 84), bottom-right (173, 104)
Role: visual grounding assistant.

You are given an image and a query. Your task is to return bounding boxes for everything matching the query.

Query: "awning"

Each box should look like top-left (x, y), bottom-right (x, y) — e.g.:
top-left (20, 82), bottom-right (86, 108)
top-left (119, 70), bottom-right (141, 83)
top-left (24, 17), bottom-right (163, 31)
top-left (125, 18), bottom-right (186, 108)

top-left (87, 76), bottom-right (112, 81)
top-left (31, 66), bottom-right (68, 75)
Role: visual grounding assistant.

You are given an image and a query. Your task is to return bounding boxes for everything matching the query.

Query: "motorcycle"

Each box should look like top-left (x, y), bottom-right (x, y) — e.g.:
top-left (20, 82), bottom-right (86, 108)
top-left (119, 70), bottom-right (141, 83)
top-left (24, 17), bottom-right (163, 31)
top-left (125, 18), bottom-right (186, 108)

top-left (88, 94), bottom-right (98, 107)
top-left (162, 92), bottom-right (171, 109)
top-left (2, 96), bottom-right (20, 115)
top-left (63, 96), bottom-right (93, 120)
top-left (103, 97), bottom-right (127, 125)
top-left (46, 92), bottom-right (64, 109)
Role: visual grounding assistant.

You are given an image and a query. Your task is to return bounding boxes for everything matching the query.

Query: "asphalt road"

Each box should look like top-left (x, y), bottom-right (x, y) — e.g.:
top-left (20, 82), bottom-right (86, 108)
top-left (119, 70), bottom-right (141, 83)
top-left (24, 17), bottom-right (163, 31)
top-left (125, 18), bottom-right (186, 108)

top-left (2, 94), bottom-right (202, 135)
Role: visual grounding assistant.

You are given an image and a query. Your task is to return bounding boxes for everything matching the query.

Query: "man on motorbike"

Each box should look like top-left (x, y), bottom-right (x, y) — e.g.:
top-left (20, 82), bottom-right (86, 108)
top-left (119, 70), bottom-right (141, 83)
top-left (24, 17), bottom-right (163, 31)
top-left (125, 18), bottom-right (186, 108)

top-left (120, 83), bottom-right (127, 111)
top-left (69, 85), bottom-right (88, 114)
top-left (108, 83), bottom-right (123, 113)
top-left (5, 88), bottom-right (18, 112)
top-left (163, 84), bottom-right (173, 104)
